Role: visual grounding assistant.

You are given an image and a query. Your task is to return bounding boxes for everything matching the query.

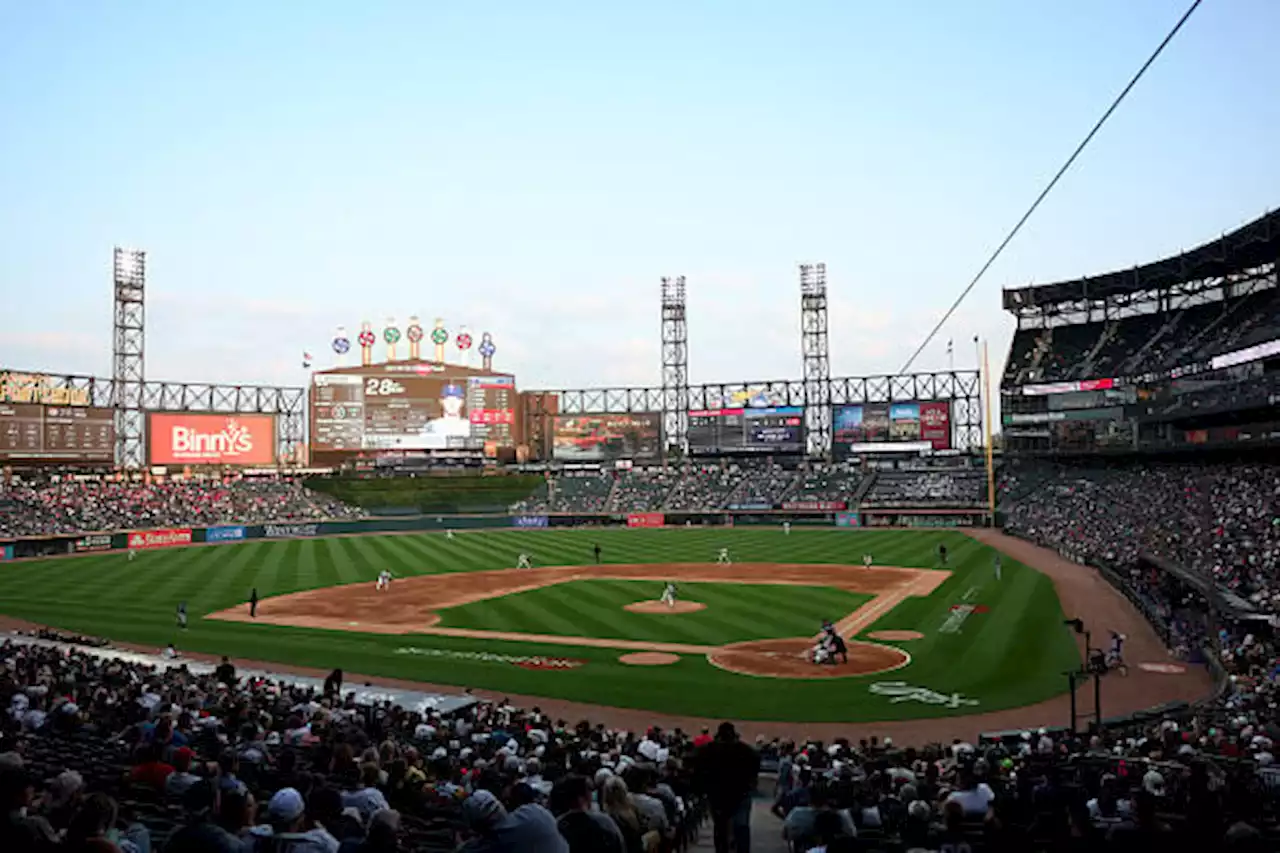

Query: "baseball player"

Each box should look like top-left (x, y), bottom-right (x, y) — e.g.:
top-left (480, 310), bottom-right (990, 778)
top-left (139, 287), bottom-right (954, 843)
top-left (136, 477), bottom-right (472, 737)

top-left (993, 553), bottom-right (1002, 582)
top-left (446, 529), bottom-right (456, 541)
top-left (249, 587), bottom-right (259, 618)
top-left (863, 554), bottom-right (873, 569)
top-left (128, 549), bottom-right (137, 562)
top-left (937, 544), bottom-right (948, 567)
top-left (516, 552), bottom-right (532, 570)
top-left (176, 602), bottom-right (187, 630)
top-left (716, 547), bottom-right (731, 565)
top-left (783, 521), bottom-right (791, 536)
top-left (660, 582), bottom-right (678, 608)
top-left (376, 569), bottom-right (393, 591)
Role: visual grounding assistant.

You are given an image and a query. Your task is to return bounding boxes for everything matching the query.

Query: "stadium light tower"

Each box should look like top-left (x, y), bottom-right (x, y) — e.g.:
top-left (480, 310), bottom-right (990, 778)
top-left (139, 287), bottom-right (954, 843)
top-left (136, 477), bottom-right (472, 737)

top-left (660, 276), bottom-right (689, 457)
top-left (112, 247), bottom-right (146, 471)
top-left (799, 263), bottom-right (831, 458)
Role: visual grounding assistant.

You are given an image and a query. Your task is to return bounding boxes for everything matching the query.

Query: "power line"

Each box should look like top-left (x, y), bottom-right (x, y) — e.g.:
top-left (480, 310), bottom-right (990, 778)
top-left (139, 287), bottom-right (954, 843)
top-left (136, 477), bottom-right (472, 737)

top-left (899, 0), bottom-right (1206, 374)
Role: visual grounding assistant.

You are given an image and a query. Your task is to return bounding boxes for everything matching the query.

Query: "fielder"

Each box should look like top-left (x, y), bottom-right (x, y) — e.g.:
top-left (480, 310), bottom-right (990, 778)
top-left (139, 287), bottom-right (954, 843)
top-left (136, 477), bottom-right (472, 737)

top-left (863, 554), bottom-right (873, 569)
top-left (660, 582), bottom-right (678, 608)
top-left (716, 547), bottom-right (731, 565)
top-left (783, 521), bottom-right (791, 536)
top-left (993, 553), bottom-right (1002, 581)
top-left (446, 529), bottom-right (456, 541)
top-left (376, 569), bottom-right (393, 591)
top-left (176, 601), bottom-right (187, 630)
top-left (128, 550), bottom-right (137, 562)
top-left (516, 552), bottom-right (533, 570)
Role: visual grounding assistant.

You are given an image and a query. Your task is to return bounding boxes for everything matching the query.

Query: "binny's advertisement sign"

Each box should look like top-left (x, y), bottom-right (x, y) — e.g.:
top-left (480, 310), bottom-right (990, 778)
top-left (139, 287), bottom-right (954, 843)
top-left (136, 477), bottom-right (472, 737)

top-left (148, 413), bottom-right (276, 466)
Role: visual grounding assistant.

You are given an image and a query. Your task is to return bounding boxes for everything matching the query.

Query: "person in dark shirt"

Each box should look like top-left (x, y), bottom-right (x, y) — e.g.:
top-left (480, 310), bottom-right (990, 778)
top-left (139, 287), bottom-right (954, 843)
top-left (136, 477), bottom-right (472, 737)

top-left (694, 722), bottom-right (760, 853)
top-left (163, 781), bottom-right (243, 853)
top-left (214, 656), bottom-right (236, 686)
top-left (593, 544), bottom-right (602, 564)
top-left (552, 775), bottom-right (624, 853)
top-left (249, 588), bottom-right (259, 618)
top-left (1, 766), bottom-right (59, 852)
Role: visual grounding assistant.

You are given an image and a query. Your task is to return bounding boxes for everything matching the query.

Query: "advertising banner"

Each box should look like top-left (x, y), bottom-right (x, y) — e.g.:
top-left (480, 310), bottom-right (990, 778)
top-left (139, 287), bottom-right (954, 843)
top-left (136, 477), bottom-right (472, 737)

top-left (148, 413), bottom-right (276, 466)
top-left (728, 503), bottom-right (772, 511)
top-left (128, 528), bottom-right (193, 550)
top-left (889, 403), bottom-right (921, 442)
top-left (511, 515), bottom-right (549, 528)
top-left (919, 401), bottom-right (952, 450)
top-left (262, 523), bottom-right (319, 540)
top-left (206, 525), bottom-right (247, 543)
top-left (0, 544), bottom-right (12, 561)
top-left (782, 500), bottom-right (847, 511)
top-left (835, 512), bottom-right (861, 528)
top-left (627, 512), bottom-right (665, 529)
top-left (73, 533), bottom-right (114, 553)
top-left (552, 413), bottom-right (662, 462)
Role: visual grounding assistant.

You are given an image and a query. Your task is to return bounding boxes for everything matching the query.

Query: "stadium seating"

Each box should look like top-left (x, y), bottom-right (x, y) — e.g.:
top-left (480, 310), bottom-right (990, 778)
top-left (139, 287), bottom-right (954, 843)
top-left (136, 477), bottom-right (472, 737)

top-left (862, 470), bottom-right (985, 508)
top-left (0, 479), bottom-right (366, 539)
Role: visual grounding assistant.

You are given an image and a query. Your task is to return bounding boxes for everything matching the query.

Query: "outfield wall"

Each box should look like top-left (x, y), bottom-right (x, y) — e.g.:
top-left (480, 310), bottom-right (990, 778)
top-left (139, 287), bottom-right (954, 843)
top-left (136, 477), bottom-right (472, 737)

top-left (0, 508), bottom-right (991, 559)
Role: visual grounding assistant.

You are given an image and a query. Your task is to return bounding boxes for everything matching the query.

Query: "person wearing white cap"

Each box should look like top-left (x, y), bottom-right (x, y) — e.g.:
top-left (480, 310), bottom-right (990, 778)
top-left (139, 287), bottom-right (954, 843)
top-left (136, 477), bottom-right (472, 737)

top-left (260, 786), bottom-right (340, 852)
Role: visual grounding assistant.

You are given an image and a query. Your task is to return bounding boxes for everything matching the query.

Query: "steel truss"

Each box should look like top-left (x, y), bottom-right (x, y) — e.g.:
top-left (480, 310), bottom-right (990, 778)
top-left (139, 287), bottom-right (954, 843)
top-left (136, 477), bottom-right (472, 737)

top-left (1, 371), bottom-right (306, 466)
top-left (525, 369), bottom-right (982, 455)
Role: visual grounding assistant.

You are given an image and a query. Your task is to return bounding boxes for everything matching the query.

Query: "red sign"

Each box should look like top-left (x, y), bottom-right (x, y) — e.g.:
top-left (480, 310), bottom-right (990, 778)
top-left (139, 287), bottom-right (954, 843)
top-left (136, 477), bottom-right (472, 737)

top-left (128, 528), bottom-right (193, 550)
top-left (627, 512), bottom-right (665, 528)
top-left (149, 413), bottom-right (276, 466)
top-left (919, 402), bottom-right (952, 450)
top-left (782, 500), bottom-right (846, 511)
top-left (468, 409), bottom-right (515, 425)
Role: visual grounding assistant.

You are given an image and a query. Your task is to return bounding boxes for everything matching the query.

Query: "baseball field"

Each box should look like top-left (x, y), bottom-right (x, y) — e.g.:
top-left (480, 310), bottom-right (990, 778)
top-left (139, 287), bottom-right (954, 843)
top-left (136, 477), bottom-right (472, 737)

top-left (0, 527), bottom-right (1109, 726)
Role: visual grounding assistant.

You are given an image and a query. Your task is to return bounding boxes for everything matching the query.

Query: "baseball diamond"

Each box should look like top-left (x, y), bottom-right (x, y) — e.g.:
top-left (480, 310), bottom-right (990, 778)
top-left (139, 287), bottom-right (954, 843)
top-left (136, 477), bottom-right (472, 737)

top-left (0, 526), bottom-right (1211, 733)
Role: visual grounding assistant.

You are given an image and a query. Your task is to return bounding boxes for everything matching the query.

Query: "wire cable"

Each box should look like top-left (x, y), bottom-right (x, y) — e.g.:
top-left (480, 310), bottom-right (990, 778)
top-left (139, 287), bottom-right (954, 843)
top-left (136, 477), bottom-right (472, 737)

top-left (899, 0), bottom-right (1205, 374)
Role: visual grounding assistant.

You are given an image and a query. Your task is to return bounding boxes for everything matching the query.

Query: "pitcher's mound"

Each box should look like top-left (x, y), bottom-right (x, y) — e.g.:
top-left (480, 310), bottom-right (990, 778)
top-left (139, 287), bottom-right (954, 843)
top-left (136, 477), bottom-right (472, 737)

top-left (624, 600), bottom-right (706, 614)
top-left (619, 652), bottom-right (681, 666)
top-left (866, 630), bottom-right (924, 641)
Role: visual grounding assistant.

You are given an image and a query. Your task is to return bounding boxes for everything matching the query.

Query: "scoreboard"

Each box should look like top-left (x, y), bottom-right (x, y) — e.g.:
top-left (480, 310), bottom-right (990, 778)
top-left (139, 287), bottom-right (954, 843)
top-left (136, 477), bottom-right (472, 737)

top-left (311, 371), bottom-right (516, 453)
top-left (687, 406), bottom-right (805, 454)
top-left (0, 404), bottom-right (114, 462)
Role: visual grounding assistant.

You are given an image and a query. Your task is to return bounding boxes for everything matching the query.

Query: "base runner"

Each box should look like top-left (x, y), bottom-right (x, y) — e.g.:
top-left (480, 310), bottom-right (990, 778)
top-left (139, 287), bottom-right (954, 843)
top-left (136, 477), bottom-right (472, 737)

top-left (660, 582), bottom-right (678, 608)
top-left (516, 552), bottom-right (533, 570)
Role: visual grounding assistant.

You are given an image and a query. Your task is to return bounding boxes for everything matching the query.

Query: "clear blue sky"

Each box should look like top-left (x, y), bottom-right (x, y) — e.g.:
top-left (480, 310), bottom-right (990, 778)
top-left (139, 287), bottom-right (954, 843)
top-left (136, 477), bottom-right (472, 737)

top-left (1, 1), bottom-right (1277, 392)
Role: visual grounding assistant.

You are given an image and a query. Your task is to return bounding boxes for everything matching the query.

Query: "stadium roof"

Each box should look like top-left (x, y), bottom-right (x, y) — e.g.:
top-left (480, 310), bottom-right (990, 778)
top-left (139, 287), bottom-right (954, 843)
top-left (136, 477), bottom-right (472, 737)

top-left (1003, 208), bottom-right (1280, 311)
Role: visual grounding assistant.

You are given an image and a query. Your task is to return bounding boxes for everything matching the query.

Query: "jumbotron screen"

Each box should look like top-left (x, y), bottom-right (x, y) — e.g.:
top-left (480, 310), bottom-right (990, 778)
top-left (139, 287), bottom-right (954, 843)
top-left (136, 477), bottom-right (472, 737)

top-left (311, 369), bottom-right (515, 453)
top-left (687, 406), bottom-right (804, 455)
top-left (552, 413), bottom-right (661, 461)
top-left (0, 404), bottom-right (114, 462)
top-left (832, 401), bottom-right (951, 457)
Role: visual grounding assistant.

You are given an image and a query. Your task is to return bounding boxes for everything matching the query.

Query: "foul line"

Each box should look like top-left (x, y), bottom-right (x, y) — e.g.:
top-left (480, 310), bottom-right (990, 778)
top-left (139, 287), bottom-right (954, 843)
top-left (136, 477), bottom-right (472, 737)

top-left (828, 570), bottom-right (948, 640)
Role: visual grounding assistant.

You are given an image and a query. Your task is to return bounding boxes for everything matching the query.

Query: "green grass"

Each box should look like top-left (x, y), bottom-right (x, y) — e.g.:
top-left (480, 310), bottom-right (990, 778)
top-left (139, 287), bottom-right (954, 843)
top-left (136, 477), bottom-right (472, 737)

top-left (436, 580), bottom-right (872, 645)
top-left (0, 528), bottom-right (1081, 723)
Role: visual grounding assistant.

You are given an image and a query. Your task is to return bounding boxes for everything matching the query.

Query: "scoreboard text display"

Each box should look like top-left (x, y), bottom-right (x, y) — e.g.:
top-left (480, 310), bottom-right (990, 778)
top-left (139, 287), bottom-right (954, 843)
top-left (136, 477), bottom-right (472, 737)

top-left (0, 404), bottom-right (114, 462)
top-left (311, 371), bottom-right (515, 453)
top-left (687, 406), bottom-right (804, 454)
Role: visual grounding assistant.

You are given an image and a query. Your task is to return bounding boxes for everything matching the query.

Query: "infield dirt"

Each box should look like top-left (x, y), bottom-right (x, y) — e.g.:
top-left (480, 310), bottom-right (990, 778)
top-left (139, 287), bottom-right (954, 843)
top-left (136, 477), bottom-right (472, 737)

top-left (208, 562), bottom-right (946, 678)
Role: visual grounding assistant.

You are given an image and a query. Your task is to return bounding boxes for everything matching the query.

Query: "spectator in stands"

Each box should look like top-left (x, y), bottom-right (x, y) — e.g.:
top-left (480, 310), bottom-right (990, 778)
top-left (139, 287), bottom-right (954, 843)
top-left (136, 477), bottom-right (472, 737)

top-left (695, 722), bottom-right (760, 853)
top-left (598, 777), bottom-right (645, 853)
top-left (164, 780), bottom-right (243, 853)
top-left (550, 775), bottom-right (624, 853)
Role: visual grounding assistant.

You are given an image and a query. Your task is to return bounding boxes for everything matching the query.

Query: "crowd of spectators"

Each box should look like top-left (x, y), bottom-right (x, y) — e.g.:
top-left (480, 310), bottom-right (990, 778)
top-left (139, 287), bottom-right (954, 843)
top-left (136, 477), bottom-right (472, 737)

top-left (0, 480), bottom-right (366, 540)
top-left (5, 627), bottom-right (1280, 852)
top-left (1000, 460), bottom-right (1280, 605)
top-left (862, 472), bottom-right (985, 508)
top-left (786, 466), bottom-right (867, 506)
top-left (608, 469), bottom-right (682, 513)
top-left (0, 637), bottom-right (770, 853)
top-left (725, 466), bottom-right (796, 509)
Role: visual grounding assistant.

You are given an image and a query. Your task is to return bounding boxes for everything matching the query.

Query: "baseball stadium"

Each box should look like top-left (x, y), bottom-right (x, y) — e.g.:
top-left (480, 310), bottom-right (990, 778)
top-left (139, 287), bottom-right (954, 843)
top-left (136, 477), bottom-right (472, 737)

top-left (4, 206), bottom-right (1279, 844)
top-left (4, 6), bottom-right (1280, 851)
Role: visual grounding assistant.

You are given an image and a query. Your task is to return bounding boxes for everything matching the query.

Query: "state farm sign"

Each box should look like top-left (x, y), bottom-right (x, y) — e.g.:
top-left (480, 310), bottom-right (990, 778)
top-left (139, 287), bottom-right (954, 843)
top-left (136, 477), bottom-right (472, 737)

top-left (128, 528), bottom-right (193, 550)
top-left (148, 413), bottom-right (275, 466)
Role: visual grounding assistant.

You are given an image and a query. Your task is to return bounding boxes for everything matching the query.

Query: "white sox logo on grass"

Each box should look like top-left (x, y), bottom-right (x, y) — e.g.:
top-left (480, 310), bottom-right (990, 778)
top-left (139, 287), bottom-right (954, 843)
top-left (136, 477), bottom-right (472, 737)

top-left (395, 646), bottom-right (586, 671)
top-left (870, 681), bottom-right (978, 708)
top-left (263, 524), bottom-right (319, 540)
